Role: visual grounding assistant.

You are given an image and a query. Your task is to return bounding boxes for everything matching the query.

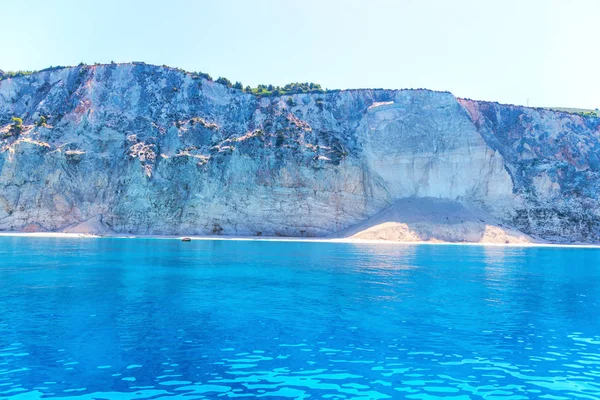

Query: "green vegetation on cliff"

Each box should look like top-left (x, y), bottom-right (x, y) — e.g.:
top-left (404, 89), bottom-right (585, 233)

top-left (195, 71), bottom-right (325, 97)
top-left (0, 66), bottom-right (66, 82)
top-left (1, 63), bottom-right (326, 98)
top-left (245, 82), bottom-right (324, 97)
top-left (0, 70), bottom-right (35, 81)
top-left (544, 107), bottom-right (599, 117)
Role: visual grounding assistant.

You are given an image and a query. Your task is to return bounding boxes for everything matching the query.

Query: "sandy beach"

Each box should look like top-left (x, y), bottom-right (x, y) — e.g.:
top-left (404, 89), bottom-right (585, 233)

top-left (1, 230), bottom-right (599, 249)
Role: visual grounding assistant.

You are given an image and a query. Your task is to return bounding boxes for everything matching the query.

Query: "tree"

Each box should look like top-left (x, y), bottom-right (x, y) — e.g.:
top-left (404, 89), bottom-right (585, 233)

top-left (195, 71), bottom-right (212, 81)
top-left (216, 77), bottom-right (232, 88)
top-left (233, 81), bottom-right (243, 90)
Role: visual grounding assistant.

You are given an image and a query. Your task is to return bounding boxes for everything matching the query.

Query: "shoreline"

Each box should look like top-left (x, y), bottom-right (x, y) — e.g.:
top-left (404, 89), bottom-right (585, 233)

top-left (1, 231), bottom-right (599, 249)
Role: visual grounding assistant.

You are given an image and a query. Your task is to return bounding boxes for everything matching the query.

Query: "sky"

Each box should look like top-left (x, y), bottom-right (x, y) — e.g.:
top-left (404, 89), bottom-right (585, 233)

top-left (1, 0), bottom-right (598, 109)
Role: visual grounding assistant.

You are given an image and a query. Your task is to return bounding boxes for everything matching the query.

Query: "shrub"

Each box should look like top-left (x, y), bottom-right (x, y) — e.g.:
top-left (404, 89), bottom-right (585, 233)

top-left (233, 81), bottom-right (243, 90)
top-left (286, 97), bottom-right (294, 106)
top-left (9, 117), bottom-right (23, 135)
top-left (276, 132), bottom-right (285, 147)
top-left (35, 115), bottom-right (47, 127)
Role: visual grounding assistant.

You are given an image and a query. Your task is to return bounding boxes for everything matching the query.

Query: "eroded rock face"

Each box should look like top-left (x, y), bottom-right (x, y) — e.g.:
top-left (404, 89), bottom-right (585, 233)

top-left (0, 63), bottom-right (599, 241)
top-left (459, 99), bottom-right (600, 242)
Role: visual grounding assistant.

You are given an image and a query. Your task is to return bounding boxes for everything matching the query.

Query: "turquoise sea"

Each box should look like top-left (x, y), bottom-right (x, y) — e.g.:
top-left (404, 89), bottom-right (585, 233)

top-left (0, 237), bottom-right (599, 399)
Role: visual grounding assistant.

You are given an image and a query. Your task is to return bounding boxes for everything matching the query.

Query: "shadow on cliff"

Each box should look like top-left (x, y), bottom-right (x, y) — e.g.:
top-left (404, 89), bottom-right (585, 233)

top-left (339, 197), bottom-right (535, 244)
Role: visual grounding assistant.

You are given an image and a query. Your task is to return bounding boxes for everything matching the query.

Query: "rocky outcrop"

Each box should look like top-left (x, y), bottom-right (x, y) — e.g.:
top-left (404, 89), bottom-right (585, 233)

top-left (0, 63), bottom-right (599, 242)
top-left (459, 99), bottom-right (600, 242)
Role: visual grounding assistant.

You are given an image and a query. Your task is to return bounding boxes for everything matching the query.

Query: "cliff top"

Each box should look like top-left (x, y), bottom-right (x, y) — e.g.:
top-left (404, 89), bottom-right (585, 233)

top-left (1, 62), bottom-right (598, 117)
top-left (0, 62), bottom-right (447, 98)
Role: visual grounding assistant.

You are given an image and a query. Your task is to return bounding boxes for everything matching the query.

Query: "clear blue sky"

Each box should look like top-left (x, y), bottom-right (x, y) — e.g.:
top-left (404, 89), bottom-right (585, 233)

top-left (1, 0), bottom-right (598, 108)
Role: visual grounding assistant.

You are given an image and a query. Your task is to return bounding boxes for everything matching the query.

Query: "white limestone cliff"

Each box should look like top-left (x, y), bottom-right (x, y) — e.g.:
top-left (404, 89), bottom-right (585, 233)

top-left (1, 64), bottom-right (598, 243)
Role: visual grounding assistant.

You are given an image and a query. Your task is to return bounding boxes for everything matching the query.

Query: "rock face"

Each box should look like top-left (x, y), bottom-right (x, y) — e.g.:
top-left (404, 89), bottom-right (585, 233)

top-left (0, 63), bottom-right (599, 242)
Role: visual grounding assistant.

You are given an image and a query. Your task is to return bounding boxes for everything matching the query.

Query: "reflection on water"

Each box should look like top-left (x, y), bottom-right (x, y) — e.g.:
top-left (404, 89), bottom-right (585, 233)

top-left (0, 239), bottom-right (599, 399)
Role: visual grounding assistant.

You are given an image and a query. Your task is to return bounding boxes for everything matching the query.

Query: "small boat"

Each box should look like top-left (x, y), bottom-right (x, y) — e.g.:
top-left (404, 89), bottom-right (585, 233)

top-left (181, 237), bottom-right (192, 242)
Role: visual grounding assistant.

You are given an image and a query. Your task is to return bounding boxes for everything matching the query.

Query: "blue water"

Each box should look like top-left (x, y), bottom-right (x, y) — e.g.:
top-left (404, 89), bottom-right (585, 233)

top-left (0, 238), bottom-right (599, 399)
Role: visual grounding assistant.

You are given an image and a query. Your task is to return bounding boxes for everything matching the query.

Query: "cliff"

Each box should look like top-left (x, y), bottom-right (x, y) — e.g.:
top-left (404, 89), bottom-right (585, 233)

top-left (1, 63), bottom-right (599, 243)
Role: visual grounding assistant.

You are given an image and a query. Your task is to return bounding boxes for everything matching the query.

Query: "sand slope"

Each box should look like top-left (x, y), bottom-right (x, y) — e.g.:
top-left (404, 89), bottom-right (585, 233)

top-left (340, 197), bottom-right (535, 244)
top-left (61, 215), bottom-right (113, 235)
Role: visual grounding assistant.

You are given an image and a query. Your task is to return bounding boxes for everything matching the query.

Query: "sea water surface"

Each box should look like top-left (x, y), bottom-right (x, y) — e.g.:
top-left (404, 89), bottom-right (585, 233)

top-left (0, 238), bottom-right (599, 399)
